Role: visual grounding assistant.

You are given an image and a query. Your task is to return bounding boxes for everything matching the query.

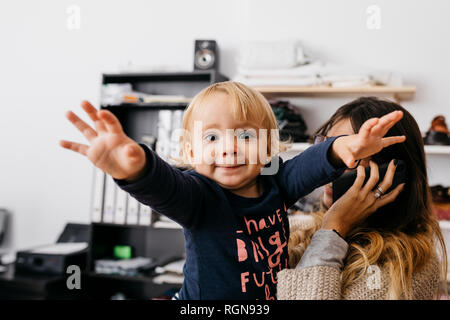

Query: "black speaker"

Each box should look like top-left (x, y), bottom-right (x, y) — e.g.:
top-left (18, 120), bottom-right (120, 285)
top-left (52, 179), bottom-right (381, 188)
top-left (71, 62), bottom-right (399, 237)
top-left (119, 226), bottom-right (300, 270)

top-left (194, 40), bottom-right (218, 71)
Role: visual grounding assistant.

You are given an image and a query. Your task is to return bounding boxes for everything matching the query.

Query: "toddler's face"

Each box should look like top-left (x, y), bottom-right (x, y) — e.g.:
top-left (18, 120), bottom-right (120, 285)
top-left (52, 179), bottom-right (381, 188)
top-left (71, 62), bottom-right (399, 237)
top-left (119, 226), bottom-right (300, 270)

top-left (186, 92), bottom-right (268, 193)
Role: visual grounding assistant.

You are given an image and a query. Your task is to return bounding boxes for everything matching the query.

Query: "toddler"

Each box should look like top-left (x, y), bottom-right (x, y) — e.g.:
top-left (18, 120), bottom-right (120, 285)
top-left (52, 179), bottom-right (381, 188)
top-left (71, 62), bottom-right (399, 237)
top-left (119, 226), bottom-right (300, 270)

top-left (60, 81), bottom-right (405, 299)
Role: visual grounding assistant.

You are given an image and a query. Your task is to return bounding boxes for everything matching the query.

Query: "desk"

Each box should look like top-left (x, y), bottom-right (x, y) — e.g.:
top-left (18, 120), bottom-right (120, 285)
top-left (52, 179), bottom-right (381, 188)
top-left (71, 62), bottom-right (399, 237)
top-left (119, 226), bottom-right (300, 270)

top-left (0, 263), bottom-right (88, 300)
top-left (0, 263), bottom-right (180, 300)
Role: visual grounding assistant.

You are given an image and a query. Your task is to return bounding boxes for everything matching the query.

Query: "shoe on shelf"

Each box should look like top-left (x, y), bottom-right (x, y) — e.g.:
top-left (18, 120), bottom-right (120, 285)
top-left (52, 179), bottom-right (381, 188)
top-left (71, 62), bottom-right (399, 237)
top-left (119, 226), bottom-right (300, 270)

top-left (423, 115), bottom-right (450, 145)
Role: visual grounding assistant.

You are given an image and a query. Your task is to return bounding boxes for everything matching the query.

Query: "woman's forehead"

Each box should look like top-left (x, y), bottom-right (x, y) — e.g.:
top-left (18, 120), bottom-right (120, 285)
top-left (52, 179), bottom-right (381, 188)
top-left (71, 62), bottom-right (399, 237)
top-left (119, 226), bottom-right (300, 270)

top-left (328, 118), bottom-right (354, 136)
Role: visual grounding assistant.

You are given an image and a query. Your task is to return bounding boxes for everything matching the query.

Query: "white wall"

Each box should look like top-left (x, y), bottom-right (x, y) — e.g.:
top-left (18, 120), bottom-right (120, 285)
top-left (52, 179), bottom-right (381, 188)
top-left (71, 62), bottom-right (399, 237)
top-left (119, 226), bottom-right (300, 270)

top-left (0, 0), bottom-right (449, 251)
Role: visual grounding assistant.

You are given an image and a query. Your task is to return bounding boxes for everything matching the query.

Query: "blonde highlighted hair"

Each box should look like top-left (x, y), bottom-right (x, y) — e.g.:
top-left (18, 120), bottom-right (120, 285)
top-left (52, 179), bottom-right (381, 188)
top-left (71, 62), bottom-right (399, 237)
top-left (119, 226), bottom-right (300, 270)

top-left (170, 81), bottom-right (292, 168)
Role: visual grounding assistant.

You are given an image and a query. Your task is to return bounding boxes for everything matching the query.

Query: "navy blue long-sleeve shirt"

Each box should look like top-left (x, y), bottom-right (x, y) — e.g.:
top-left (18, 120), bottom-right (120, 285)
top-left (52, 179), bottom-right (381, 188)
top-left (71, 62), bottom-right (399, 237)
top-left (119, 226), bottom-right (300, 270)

top-left (113, 137), bottom-right (345, 300)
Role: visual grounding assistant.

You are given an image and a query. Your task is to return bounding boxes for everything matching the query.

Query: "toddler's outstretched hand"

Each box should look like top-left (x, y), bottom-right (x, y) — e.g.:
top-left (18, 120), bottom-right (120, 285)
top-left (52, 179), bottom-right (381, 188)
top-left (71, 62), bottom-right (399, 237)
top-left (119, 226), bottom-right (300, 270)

top-left (59, 101), bottom-right (147, 181)
top-left (331, 110), bottom-right (406, 168)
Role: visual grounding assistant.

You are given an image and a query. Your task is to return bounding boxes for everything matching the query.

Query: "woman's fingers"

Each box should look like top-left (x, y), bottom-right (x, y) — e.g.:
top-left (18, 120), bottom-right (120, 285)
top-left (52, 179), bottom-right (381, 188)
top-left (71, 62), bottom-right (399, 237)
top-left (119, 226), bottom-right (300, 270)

top-left (349, 165), bottom-right (366, 192)
top-left (375, 183), bottom-right (405, 209)
top-left (376, 159), bottom-right (398, 194)
top-left (361, 161), bottom-right (379, 197)
top-left (65, 110), bottom-right (98, 142)
top-left (81, 100), bottom-right (107, 133)
top-left (98, 109), bottom-right (124, 134)
top-left (59, 140), bottom-right (89, 156)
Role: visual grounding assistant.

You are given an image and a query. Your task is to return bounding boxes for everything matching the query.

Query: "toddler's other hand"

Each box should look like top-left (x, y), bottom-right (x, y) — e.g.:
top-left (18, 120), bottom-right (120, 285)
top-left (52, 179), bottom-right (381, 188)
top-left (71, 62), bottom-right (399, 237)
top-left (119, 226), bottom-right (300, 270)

top-left (59, 101), bottom-right (146, 181)
top-left (332, 110), bottom-right (406, 168)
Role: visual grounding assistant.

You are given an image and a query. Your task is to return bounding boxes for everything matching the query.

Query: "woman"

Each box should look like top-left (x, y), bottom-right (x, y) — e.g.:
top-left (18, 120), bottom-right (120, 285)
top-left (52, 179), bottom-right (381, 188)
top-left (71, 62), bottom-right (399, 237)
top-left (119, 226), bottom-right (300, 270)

top-left (277, 97), bottom-right (448, 300)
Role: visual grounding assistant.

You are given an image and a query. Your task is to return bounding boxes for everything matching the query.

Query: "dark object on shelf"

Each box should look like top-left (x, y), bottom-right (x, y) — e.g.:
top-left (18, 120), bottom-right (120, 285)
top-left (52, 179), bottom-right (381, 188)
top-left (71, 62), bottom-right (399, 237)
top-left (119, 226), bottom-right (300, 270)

top-left (15, 244), bottom-right (88, 276)
top-left (269, 100), bottom-right (309, 142)
top-left (430, 185), bottom-right (450, 221)
top-left (194, 40), bottom-right (218, 71)
top-left (431, 185), bottom-right (450, 203)
top-left (424, 115), bottom-right (450, 145)
top-left (57, 223), bottom-right (91, 243)
top-left (0, 209), bottom-right (8, 246)
top-left (15, 223), bottom-right (91, 275)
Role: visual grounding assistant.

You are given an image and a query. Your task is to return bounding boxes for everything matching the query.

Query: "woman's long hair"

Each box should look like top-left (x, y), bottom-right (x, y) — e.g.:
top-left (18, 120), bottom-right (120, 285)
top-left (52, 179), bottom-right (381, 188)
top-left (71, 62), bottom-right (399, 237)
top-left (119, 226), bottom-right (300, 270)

top-left (288, 97), bottom-right (447, 299)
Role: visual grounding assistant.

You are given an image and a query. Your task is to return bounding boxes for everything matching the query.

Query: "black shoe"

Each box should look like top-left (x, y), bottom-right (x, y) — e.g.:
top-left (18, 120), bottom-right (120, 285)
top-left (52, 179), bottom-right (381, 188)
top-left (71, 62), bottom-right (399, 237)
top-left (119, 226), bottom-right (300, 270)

top-left (423, 115), bottom-right (450, 145)
top-left (424, 130), bottom-right (450, 145)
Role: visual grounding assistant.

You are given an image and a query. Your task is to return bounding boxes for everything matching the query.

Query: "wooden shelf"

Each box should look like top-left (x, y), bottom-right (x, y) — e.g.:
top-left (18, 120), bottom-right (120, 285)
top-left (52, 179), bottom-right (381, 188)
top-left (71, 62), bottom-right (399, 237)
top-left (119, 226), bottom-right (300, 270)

top-left (282, 143), bottom-right (450, 155)
top-left (254, 85), bottom-right (416, 101)
top-left (424, 145), bottom-right (450, 155)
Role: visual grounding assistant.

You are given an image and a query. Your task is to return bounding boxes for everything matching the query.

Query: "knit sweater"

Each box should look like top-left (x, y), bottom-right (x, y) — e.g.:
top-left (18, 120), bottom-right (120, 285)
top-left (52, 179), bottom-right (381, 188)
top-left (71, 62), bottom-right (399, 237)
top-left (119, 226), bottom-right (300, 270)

top-left (277, 225), bottom-right (441, 300)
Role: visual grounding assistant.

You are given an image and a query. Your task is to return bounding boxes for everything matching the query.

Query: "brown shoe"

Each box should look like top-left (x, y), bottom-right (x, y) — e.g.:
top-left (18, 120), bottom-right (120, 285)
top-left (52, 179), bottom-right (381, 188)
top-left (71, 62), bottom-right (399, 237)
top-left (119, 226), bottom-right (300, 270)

top-left (424, 115), bottom-right (450, 145)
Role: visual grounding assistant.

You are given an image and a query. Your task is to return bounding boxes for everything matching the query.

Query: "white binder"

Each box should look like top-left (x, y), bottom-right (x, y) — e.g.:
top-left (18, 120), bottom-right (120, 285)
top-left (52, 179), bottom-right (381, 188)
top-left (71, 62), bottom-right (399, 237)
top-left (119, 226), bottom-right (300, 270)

top-left (114, 188), bottom-right (128, 224)
top-left (156, 110), bottom-right (172, 160)
top-left (91, 167), bottom-right (105, 223)
top-left (126, 195), bottom-right (140, 225)
top-left (169, 110), bottom-right (184, 162)
top-left (102, 175), bottom-right (117, 223)
top-left (139, 204), bottom-right (152, 226)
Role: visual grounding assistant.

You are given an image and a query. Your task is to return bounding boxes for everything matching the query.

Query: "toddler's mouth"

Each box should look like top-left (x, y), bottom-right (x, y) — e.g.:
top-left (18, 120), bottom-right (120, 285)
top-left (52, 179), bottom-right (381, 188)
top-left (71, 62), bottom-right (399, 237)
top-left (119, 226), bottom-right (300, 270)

top-left (216, 164), bottom-right (245, 169)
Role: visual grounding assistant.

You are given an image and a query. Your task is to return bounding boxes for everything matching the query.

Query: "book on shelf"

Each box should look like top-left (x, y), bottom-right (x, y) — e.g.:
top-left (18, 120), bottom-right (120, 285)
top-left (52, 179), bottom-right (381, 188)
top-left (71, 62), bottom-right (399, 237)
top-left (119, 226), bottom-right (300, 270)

top-left (91, 167), bottom-right (106, 223)
top-left (126, 195), bottom-right (140, 225)
top-left (139, 204), bottom-right (152, 226)
top-left (114, 188), bottom-right (128, 224)
top-left (102, 175), bottom-right (117, 223)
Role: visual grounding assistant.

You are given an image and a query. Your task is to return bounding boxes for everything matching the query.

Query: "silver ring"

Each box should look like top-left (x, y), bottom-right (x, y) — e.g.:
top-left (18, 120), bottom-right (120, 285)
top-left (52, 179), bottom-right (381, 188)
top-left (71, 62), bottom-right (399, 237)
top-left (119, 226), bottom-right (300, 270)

top-left (376, 185), bottom-right (385, 195)
top-left (374, 191), bottom-right (382, 199)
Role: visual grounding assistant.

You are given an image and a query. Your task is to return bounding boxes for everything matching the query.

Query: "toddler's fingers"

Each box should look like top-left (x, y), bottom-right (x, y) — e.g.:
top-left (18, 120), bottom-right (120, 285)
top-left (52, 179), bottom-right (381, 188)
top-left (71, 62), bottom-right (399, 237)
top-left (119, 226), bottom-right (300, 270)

top-left (81, 101), bottom-right (107, 133)
top-left (98, 110), bottom-right (124, 134)
top-left (370, 111), bottom-right (403, 137)
top-left (65, 110), bottom-right (98, 142)
top-left (381, 135), bottom-right (406, 148)
top-left (59, 140), bottom-right (88, 156)
top-left (359, 118), bottom-right (379, 140)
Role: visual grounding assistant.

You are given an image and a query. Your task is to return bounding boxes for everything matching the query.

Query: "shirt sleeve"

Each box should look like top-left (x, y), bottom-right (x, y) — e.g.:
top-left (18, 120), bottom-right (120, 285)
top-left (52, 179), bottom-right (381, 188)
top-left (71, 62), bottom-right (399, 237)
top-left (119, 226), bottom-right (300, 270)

top-left (113, 143), bottom-right (204, 229)
top-left (295, 229), bottom-right (349, 269)
top-left (276, 136), bottom-right (346, 208)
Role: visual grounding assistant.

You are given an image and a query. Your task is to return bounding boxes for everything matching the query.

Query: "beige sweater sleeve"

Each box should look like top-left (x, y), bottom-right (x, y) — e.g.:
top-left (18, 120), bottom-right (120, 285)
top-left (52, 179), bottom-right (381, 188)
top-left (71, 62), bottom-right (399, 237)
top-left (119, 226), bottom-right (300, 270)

top-left (277, 252), bottom-right (441, 300)
top-left (277, 265), bottom-right (342, 300)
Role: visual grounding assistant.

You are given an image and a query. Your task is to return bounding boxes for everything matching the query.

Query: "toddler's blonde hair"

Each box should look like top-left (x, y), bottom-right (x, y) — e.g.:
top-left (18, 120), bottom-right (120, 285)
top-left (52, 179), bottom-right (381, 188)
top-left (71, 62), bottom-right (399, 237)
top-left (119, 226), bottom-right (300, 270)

top-left (171, 81), bottom-right (292, 168)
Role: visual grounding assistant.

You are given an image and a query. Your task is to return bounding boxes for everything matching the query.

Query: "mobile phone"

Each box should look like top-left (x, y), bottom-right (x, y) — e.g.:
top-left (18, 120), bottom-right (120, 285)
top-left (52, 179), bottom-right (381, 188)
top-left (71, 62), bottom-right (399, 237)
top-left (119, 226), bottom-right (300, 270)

top-left (332, 160), bottom-right (407, 203)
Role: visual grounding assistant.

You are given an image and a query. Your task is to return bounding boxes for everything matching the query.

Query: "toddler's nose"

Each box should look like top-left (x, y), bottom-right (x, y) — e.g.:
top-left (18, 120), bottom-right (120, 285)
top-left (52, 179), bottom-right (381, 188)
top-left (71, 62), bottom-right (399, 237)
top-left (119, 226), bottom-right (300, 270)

top-left (218, 134), bottom-right (238, 164)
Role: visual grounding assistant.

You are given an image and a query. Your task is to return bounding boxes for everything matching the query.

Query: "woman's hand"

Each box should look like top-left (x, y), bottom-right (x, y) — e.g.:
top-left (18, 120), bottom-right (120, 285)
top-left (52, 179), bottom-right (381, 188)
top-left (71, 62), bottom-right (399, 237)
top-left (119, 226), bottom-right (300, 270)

top-left (59, 100), bottom-right (147, 181)
top-left (330, 111), bottom-right (406, 168)
top-left (321, 159), bottom-right (405, 238)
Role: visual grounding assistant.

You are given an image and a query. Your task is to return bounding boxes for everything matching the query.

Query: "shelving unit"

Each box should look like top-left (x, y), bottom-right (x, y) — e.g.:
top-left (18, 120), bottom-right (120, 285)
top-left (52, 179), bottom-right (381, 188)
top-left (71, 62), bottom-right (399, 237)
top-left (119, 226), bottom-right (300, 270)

top-left (254, 85), bottom-right (416, 102)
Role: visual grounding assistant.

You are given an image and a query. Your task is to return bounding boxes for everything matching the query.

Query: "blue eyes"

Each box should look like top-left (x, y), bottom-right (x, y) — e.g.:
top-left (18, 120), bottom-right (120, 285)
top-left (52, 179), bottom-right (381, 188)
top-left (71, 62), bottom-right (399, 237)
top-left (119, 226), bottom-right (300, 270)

top-left (238, 131), bottom-right (255, 140)
top-left (205, 134), bottom-right (218, 142)
top-left (204, 131), bottom-right (255, 142)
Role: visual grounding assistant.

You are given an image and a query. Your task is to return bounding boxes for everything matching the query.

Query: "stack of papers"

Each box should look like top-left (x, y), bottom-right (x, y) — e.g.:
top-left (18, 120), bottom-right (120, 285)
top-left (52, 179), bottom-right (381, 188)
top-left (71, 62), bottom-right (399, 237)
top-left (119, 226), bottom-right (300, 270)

top-left (153, 258), bottom-right (185, 284)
